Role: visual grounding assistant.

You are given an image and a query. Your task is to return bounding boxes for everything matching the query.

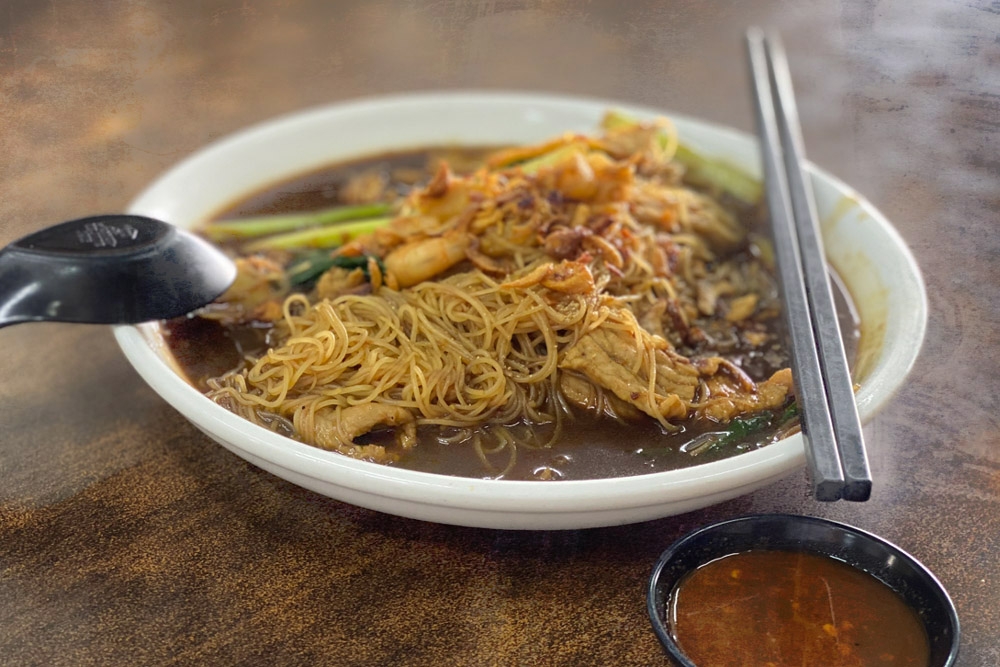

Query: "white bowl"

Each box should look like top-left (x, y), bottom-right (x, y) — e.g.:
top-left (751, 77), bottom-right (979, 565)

top-left (114, 91), bottom-right (927, 529)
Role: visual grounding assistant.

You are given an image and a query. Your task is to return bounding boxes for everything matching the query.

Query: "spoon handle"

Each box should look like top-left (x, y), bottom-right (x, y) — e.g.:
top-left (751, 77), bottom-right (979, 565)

top-left (0, 248), bottom-right (40, 328)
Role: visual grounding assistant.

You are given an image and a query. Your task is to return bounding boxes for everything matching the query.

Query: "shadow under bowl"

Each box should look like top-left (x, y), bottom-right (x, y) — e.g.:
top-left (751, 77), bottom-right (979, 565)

top-left (647, 514), bottom-right (960, 666)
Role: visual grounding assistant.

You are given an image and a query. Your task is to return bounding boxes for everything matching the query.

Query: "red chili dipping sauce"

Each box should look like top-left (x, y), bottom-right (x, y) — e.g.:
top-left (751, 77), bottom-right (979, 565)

top-left (668, 550), bottom-right (930, 667)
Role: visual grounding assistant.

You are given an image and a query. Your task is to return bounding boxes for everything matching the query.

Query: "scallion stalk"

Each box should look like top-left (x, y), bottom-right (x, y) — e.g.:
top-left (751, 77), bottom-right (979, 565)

top-left (203, 202), bottom-right (394, 241)
top-left (243, 216), bottom-right (393, 252)
top-left (601, 110), bottom-right (762, 204)
top-left (517, 143), bottom-right (590, 174)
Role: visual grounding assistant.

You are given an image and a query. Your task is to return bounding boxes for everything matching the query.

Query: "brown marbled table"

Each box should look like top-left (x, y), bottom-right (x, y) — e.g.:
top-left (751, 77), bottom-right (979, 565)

top-left (1, 1), bottom-right (998, 664)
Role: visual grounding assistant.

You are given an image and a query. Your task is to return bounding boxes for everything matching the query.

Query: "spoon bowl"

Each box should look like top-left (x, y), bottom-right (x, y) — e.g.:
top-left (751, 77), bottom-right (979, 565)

top-left (0, 215), bottom-right (235, 328)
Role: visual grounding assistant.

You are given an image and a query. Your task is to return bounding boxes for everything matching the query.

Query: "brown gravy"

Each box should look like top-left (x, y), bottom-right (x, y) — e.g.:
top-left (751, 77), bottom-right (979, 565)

top-left (669, 550), bottom-right (930, 667)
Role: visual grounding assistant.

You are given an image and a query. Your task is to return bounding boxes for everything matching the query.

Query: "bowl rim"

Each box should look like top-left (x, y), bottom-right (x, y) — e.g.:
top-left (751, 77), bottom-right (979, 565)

top-left (113, 90), bottom-right (929, 527)
top-left (646, 513), bottom-right (961, 666)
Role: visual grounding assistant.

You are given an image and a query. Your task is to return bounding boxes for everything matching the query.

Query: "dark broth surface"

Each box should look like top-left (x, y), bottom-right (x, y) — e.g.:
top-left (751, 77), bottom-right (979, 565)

top-left (165, 147), bottom-right (861, 481)
top-left (668, 550), bottom-right (931, 667)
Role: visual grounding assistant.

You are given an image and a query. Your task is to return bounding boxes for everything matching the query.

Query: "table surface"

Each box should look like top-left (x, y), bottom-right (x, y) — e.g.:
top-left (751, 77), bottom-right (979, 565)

top-left (2, 1), bottom-right (998, 665)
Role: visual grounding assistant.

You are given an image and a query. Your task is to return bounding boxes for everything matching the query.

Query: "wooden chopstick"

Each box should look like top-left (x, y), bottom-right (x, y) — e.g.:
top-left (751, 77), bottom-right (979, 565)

top-left (746, 28), bottom-right (872, 502)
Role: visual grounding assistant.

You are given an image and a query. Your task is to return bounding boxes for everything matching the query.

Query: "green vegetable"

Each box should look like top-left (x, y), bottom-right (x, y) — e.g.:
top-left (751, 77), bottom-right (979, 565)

top-left (690, 401), bottom-right (799, 456)
top-left (243, 216), bottom-right (393, 252)
top-left (707, 412), bottom-right (773, 450)
top-left (517, 143), bottom-right (591, 174)
top-left (287, 252), bottom-right (385, 287)
top-left (778, 400), bottom-right (799, 424)
top-left (672, 144), bottom-right (762, 205)
top-left (601, 110), bottom-right (762, 204)
top-left (641, 400), bottom-right (799, 459)
top-left (203, 202), bottom-right (394, 241)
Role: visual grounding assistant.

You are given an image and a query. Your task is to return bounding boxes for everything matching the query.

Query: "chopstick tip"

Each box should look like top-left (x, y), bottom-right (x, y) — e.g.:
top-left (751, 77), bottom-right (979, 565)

top-left (745, 25), bottom-right (765, 43)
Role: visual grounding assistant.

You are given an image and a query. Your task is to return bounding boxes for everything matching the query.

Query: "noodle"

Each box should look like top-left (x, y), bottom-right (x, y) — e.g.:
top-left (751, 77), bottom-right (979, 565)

top-left (209, 269), bottom-right (593, 448)
top-left (199, 115), bottom-right (796, 476)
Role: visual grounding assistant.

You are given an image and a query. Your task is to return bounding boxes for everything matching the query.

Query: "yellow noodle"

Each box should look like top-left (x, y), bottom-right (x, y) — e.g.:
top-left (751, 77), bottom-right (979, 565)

top-left (202, 120), bottom-right (786, 473)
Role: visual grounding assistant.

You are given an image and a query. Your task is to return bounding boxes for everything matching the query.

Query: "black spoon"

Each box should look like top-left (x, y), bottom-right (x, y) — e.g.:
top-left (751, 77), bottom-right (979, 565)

top-left (0, 215), bottom-right (235, 328)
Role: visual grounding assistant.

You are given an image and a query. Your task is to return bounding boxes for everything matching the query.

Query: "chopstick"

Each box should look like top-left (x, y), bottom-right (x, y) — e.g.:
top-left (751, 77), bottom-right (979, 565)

top-left (746, 28), bottom-right (872, 502)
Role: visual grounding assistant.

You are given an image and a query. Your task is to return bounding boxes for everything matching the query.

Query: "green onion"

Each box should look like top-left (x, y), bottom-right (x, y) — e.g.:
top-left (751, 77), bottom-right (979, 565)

top-left (674, 144), bottom-right (762, 205)
top-left (203, 202), bottom-right (394, 241)
top-left (517, 143), bottom-right (589, 174)
top-left (601, 110), bottom-right (762, 204)
top-left (243, 216), bottom-right (393, 252)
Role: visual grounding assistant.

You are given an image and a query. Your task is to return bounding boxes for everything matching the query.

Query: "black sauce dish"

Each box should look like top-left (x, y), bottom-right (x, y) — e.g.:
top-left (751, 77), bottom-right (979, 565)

top-left (647, 514), bottom-right (960, 667)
